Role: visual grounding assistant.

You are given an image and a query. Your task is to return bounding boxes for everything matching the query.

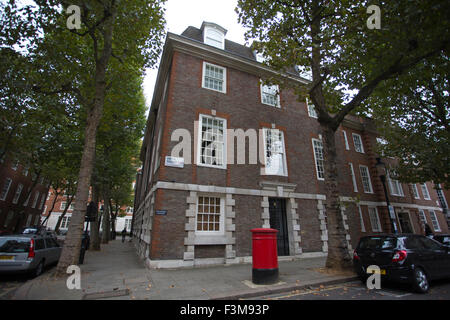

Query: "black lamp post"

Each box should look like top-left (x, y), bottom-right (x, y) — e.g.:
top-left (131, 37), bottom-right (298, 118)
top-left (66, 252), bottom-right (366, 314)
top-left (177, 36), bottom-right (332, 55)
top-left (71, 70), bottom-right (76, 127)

top-left (375, 157), bottom-right (398, 234)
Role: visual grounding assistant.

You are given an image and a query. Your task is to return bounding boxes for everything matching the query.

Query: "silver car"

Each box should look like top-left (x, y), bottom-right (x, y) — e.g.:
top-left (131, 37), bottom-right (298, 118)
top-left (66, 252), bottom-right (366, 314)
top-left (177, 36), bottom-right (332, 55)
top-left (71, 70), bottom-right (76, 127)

top-left (0, 234), bottom-right (62, 277)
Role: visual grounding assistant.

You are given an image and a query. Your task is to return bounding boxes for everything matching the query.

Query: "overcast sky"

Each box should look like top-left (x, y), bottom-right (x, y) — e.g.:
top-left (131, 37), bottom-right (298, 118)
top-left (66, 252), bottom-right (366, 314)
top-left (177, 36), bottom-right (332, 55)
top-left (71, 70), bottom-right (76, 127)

top-left (142, 0), bottom-right (248, 112)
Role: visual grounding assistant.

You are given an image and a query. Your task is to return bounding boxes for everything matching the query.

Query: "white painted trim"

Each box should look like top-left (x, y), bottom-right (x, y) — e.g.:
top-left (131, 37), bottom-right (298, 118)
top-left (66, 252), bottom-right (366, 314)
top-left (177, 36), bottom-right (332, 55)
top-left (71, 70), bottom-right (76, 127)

top-left (358, 204), bottom-right (366, 232)
top-left (261, 128), bottom-right (288, 177)
top-left (196, 113), bottom-right (227, 169)
top-left (194, 196), bottom-right (225, 236)
top-left (429, 210), bottom-right (441, 232)
top-left (145, 252), bottom-right (327, 269)
top-left (260, 82), bottom-right (281, 108)
top-left (368, 206), bottom-right (382, 232)
top-left (359, 165), bottom-right (374, 194)
top-left (349, 162), bottom-right (358, 192)
top-left (312, 138), bottom-right (325, 181)
top-left (352, 133), bottom-right (365, 153)
top-left (203, 25), bottom-right (225, 50)
top-left (202, 61), bottom-right (227, 93)
top-left (343, 130), bottom-right (350, 150)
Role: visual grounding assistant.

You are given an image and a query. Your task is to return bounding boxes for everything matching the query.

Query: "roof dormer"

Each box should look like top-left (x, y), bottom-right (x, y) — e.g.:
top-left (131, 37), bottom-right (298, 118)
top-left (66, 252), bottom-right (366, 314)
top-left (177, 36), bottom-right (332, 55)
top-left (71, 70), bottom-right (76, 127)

top-left (201, 22), bottom-right (227, 50)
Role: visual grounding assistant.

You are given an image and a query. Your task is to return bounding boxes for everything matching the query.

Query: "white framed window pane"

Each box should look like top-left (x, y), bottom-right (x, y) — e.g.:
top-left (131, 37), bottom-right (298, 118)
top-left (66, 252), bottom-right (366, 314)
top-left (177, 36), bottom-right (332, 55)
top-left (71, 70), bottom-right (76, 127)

top-left (4, 211), bottom-right (14, 227)
top-left (388, 173), bottom-right (404, 196)
top-left (38, 195), bottom-right (45, 210)
top-left (261, 83), bottom-right (280, 107)
top-left (359, 166), bottom-right (373, 193)
top-left (436, 185), bottom-right (448, 209)
top-left (23, 191), bottom-right (31, 206)
top-left (343, 130), bottom-right (350, 150)
top-left (60, 202), bottom-right (66, 210)
top-left (312, 139), bottom-right (324, 180)
top-left (358, 205), bottom-right (366, 232)
top-left (198, 115), bottom-right (226, 168)
top-left (203, 62), bottom-right (226, 93)
top-left (25, 214), bottom-right (32, 227)
top-left (411, 184), bottom-right (420, 199)
top-left (204, 28), bottom-right (224, 49)
top-left (264, 128), bottom-right (287, 176)
top-left (306, 97), bottom-right (317, 118)
top-left (31, 192), bottom-right (40, 208)
top-left (196, 196), bottom-right (222, 232)
top-left (421, 183), bottom-right (431, 200)
top-left (429, 210), bottom-right (441, 232)
top-left (368, 207), bottom-right (382, 232)
top-left (352, 133), bottom-right (364, 153)
top-left (12, 184), bottom-right (23, 204)
top-left (418, 209), bottom-right (427, 225)
top-left (0, 178), bottom-right (12, 201)
top-left (349, 163), bottom-right (358, 192)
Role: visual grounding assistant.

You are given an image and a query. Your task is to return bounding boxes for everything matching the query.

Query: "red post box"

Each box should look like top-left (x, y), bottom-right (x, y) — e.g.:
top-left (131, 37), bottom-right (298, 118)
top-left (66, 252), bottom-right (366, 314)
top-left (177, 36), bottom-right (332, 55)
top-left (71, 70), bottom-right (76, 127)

top-left (251, 228), bottom-right (279, 284)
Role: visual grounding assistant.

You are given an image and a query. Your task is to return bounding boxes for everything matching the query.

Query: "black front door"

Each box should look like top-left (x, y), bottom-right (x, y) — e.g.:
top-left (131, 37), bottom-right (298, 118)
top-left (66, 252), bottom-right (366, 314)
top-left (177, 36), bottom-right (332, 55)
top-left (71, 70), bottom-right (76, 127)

top-left (269, 198), bottom-right (289, 256)
top-left (398, 212), bottom-right (413, 233)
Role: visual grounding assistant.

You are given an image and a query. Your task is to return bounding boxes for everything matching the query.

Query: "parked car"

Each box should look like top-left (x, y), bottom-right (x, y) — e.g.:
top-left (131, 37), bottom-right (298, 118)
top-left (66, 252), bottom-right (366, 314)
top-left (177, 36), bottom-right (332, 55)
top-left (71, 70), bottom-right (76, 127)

top-left (431, 234), bottom-right (450, 247)
top-left (353, 234), bottom-right (450, 293)
top-left (0, 233), bottom-right (62, 277)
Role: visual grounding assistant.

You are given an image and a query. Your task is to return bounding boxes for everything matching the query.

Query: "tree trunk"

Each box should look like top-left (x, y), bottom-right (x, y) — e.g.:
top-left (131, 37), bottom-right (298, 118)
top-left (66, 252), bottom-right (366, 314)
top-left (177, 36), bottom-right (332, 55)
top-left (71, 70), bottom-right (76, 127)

top-left (89, 190), bottom-right (101, 251)
top-left (322, 125), bottom-right (353, 270)
top-left (55, 8), bottom-right (116, 276)
top-left (101, 195), bottom-right (111, 244)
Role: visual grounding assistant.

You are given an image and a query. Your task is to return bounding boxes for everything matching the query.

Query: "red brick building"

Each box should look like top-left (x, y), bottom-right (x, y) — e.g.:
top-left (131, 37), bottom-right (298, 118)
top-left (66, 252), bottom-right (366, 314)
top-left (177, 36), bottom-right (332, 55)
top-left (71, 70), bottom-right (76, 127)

top-left (0, 156), bottom-right (49, 234)
top-left (133, 22), bottom-right (449, 268)
top-left (42, 186), bottom-right (135, 233)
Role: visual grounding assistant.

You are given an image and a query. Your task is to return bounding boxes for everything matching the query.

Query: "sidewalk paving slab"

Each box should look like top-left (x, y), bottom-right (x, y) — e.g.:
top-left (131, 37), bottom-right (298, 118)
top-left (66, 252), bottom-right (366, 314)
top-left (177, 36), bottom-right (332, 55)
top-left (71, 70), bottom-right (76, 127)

top-left (10, 239), bottom-right (357, 300)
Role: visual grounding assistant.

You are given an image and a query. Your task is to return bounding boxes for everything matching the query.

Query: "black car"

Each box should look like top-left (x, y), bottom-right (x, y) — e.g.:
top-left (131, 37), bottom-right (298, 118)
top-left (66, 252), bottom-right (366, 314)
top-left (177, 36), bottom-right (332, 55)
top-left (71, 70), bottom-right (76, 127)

top-left (353, 234), bottom-right (450, 293)
top-left (432, 234), bottom-right (450, 247)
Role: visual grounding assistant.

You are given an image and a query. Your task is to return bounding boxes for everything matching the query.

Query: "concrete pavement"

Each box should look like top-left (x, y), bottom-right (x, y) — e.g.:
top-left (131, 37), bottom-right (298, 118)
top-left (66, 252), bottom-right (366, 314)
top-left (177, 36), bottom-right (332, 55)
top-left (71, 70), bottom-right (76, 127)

top-left (11, 239), bottom-right (357, 300)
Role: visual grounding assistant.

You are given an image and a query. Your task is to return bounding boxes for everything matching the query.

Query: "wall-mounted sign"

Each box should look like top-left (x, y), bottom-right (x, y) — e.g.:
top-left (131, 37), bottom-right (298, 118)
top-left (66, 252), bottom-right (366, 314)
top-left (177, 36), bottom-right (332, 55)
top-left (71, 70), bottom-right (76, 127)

top-left (156, 210), bottom-right (167, 216)
top-left (165, 156), bottom-right (184, 168)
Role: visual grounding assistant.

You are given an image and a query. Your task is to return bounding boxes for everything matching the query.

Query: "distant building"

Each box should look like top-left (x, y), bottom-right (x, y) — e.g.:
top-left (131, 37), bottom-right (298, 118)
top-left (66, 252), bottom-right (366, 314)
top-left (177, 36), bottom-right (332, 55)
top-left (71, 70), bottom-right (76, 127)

top-left (42, 187), bottom-right (134, 233)
top-left (133, 22), bottom-right (449, 269)
top-left (0, 156), bottom-right (49, 233)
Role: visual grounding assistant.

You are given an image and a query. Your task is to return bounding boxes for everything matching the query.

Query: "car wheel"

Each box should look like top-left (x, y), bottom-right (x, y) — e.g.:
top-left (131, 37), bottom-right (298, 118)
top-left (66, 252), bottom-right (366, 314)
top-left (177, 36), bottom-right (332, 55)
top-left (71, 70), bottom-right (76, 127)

top-left (33, 260), bottom-right (44, 278)
top-left (412, 267), bottom-right (429, 293)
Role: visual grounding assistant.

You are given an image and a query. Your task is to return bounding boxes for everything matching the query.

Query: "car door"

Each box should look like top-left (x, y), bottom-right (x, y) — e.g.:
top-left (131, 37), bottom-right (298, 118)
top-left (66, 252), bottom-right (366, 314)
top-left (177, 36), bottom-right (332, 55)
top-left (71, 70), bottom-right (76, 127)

top-left (419, 236), bottom-right (450, 279)
top-left (34, 238), bottom-right (46, 267)
top-left (47, 237), bottom-right (61, 264)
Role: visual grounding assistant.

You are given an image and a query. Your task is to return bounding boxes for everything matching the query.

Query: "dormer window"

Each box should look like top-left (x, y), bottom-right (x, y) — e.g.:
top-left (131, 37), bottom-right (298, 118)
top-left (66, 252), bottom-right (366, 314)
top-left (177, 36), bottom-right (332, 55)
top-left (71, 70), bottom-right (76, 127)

top-left (201, 22), bottom-right (226, 50)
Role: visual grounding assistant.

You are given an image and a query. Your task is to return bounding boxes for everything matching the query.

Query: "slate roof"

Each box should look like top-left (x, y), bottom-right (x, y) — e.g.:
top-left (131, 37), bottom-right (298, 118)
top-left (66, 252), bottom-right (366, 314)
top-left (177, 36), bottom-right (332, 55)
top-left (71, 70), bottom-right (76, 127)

top-left (180, 26), bottom-right (256, 61)
top-left (180, 24), bottom-right (301, 78)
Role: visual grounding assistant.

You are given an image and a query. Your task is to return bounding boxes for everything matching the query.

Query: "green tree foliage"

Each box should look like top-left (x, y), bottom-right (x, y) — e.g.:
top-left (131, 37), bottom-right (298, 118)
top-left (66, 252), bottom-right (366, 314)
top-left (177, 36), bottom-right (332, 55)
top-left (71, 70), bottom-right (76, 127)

top-left (1, 0), bottom-right (166, 275)
top-left (236, 0), bottom-right (449, 270)
top-left (370, 53), bottom-right (449, 188)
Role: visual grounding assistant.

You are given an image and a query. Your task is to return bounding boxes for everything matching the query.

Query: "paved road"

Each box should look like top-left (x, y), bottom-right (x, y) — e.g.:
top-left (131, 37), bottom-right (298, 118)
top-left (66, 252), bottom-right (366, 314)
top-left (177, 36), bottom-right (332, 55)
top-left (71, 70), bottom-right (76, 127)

top-left (0, 264), bottom-right (58, 300)
top-left (0, 273), bottom-right (31, 300)
top-left (250, 279), bottom-right (450, 300)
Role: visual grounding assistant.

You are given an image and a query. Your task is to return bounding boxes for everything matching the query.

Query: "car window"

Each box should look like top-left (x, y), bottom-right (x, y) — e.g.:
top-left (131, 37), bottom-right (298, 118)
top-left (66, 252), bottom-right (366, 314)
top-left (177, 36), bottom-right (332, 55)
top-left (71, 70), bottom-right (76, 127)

top-left (436, 236), bottom-right (450, 245)
top-left (0, 238), bottom-right (30, 253)
top-left (358, 237), bottom-right (397, 249)
top-left (404, 236), bottom-right (424, 250)
top-left (45, 237), bottom-right (59, 248)
top-left (419, 237), bottom-right (442, 250)
top-left (35, 238), bottom-right (45, 250)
